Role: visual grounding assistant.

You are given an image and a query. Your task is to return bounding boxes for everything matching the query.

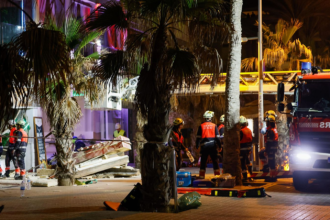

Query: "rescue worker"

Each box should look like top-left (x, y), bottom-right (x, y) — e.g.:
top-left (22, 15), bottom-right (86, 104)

top-left (259, 110), bottom-right (277, 172)
top-left (196, 111), bottom-right (222, 178)
top-left (5, 120), bottom-right (19, 178)
top-left (113, 123), bottom-right (126, 138)
top-left (14, 120), bottom-right (28, 180)
top-left (218, 115), bottom-right (225, 138)
top-left (240, 116), bottom-right (253, 182)
top-left (0, 136), bottom-right (3, 178)
top-left (264, 115), bottom-right (278, 182)
top-left (169, 118), bottom-right (188, 171)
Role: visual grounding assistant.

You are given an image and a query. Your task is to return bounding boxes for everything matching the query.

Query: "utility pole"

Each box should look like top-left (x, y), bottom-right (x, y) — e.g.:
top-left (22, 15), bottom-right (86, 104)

top-left (258, 0), bottom-right (264, 151)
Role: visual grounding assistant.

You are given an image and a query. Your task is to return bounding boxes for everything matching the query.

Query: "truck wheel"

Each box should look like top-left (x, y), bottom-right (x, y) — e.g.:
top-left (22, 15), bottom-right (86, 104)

top-left (293, 173), bottom-right (309, 191)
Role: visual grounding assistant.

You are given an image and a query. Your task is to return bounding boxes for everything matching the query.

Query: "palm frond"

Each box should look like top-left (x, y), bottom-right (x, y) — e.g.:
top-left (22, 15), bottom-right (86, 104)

top-left (92, 51), bottom-right (127, 85)
top-left (163, 48), bottom-right (199, 91)
top-left (14, 23), bottom-right (71, 99)
top-left (282, 19), bottom-right (303, 46)
top-left (64, 17), bottom-right (82, 50)
top-left (241, 57), bottom-right (258, 72)
top-left (84, 1), bottom-right (128, 33)
top-left (0, 43), bottom-right (30, 127)
top-left (75, 31), bottom-right (104, 57)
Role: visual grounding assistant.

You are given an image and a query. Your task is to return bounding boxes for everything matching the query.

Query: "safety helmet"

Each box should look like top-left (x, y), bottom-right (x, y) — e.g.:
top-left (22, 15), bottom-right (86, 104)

top-left (203, 111), bottom-right (214, 119)
top-left (219, 115), bottom-right (225, 123)
top-left (16, 120), bottom-right (26, 127)
top-left (173, 118), bottom-right (184, 126)
top-left (266, 115), bottom-right (276, 122)
top-left (239, 116), bottom-right (247, 125)
top-left (73, 136), bottom-right (78, 139)
top-left (8, 120), bottom-right (15, 126)
top-left (265, 110), bottom-right (277, 118)
top-left (115, 123), bottom-right (121, 129)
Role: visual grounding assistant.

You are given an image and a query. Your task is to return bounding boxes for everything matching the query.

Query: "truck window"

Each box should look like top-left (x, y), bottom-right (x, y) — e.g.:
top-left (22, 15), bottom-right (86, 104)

top-left (299, 81), bottom-right (330, 110)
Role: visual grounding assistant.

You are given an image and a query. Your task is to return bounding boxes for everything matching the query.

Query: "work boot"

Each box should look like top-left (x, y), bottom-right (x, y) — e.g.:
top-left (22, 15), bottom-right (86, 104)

top-left (14, 173), bottom-right (20, 179)
top-left (0, 173), bottom-right (3, 178)
top-left (5, 170), bottom-right (10, 178)
top-left (15, 175), bottom-right (23, 180)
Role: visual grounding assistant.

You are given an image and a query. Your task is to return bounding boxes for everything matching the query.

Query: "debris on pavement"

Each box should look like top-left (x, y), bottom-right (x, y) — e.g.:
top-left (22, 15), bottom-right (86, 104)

top-left (178, 192), bottom-right (202, 211)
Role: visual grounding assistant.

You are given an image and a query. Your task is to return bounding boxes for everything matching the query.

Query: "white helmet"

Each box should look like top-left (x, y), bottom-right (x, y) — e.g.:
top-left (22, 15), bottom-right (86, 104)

top-left (115, 123), bottom-right (121, 129)
top-left (203, 111), bottom-right (214, 119)
top-left (8, 120), bottom-right (15, 126)
top-left (240, 116), bottom-right (247, 125)
top-left (220, 115), bottom-right (225, 123)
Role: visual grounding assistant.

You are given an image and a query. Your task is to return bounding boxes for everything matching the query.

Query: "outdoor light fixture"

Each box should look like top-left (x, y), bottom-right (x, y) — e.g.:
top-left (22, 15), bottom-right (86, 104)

top-left (96, 39), bottom-right (101, 46)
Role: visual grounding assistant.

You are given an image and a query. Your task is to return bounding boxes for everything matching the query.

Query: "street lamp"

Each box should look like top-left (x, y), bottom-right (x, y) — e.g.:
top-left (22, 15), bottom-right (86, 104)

top-left (258, 0), bottom-right (264, 150)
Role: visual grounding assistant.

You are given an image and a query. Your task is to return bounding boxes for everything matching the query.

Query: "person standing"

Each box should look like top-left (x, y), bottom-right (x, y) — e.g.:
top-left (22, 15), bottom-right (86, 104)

top-left (113, 123), bottom-right (126, 138)
top-left (218, 115), bottom-right (225, 138)
top-left (240, 116), bottom-right (253, 182)
top-left (196, 111), bottom-right (222, 178)
top-left (169, 118), bottom-right (188, 171)
top-left (14, 120), bottom-right (28, 180)
top-left (5, 120), bottom-right (19, 178)
top-left (264, 115), bottom-right (278, 182)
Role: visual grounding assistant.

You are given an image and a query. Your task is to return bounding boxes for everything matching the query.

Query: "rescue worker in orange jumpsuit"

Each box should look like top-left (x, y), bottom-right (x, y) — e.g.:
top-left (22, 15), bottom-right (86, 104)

top-left (264, 115), bottom-right (278, 182)
top-left (196, 111), bottom-right (222, 178)
top-left (240, 116), bottom-right (253, 182)
top-left (169, 118), bottom-right (188, 171)
top-left (14, 120), bottom-right (28, 180)
top-left (0, 135), bottom-right (3, 178)
top-left (5, 120), bottom-right (19, 178)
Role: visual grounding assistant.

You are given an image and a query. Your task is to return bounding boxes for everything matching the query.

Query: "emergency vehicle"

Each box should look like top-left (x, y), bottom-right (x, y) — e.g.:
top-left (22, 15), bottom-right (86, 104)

top-left (278, 62), bottom-right (330, 191)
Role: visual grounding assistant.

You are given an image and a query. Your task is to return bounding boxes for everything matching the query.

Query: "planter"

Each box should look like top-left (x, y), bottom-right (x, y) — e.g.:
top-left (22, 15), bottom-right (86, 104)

top-left (58, 178), bottom-right (73, 186)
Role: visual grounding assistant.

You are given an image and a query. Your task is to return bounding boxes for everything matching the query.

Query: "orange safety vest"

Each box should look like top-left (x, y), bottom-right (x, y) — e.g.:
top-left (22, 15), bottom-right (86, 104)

top-left (218, 124), bottom-right (224, 132)
top-left (19, 128), bottom-right (28, 143)
top-left (172, 131), bottom-right (184, 144)
top-left (240, 126), bottom-right (253, 144)
top-left (9, 128), bottom-right (17, 144)
top-left (264, 127), bottom-right (278, 143)
top-left (201, 122), bottom-right (216, 138)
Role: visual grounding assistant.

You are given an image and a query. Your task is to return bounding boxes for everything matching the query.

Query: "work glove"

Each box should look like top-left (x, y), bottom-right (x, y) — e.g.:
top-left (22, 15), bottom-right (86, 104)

top-left (261, 127), bottom-right (267, 135)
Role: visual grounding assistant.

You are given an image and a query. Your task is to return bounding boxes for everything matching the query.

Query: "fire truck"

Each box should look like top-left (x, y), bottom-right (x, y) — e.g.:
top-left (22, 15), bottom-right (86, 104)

top-left (277, 62), bottom-right (330, 191)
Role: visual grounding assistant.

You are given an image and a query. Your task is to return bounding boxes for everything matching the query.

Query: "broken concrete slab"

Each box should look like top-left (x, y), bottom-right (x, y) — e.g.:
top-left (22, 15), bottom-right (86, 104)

top-left (31, 179), bottom-right (58, 187)
top-left (75, 155), bottom-right (129, 178)
top-left (37, 169), bottom-right (55, 177)
top-left (73, 136), bottom-right (131, 164)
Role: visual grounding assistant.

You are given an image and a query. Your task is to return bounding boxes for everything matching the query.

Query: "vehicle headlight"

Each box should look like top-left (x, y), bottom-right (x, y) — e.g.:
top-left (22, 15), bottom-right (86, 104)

top-left (296, 153), bottom-right (311, 160)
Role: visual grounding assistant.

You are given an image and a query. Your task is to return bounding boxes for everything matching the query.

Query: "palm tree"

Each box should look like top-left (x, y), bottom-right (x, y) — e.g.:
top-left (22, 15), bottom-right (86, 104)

top-left (223, 0), bottom-right (243, 185)
top-left (1, 0), bottom-right (103, 185)
top-left (241, 19), bottom-right (312, 71)
top-left (38, 16), bottom-right (104, 185)
top-left (83, 0), bottom-right (227, 211)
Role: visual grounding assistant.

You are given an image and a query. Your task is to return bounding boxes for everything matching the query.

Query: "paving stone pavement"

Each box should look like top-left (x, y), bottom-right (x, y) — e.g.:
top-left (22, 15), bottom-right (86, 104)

top-left (0, 173), bottom-right (330, 220)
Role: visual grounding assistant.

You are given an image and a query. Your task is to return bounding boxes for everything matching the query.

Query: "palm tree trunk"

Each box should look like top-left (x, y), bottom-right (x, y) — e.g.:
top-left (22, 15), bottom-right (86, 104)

top-left (54, 130), bottom-right (75, 186)
top-left (223, 0), bottom-right (243, 185)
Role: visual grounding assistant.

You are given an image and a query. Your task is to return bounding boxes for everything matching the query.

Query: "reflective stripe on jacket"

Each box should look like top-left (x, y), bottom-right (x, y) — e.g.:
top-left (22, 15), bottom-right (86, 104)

top-left (196, 121), bottom-right (221, 149)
